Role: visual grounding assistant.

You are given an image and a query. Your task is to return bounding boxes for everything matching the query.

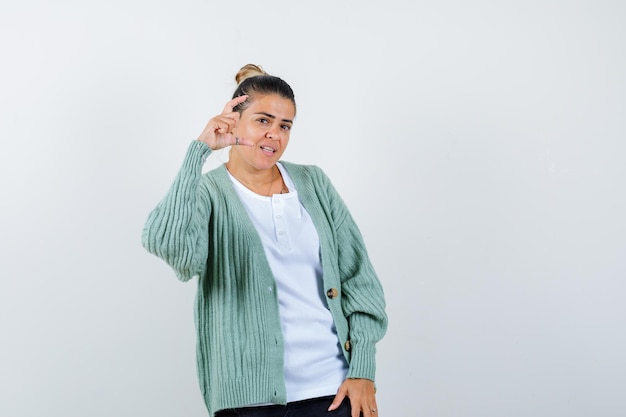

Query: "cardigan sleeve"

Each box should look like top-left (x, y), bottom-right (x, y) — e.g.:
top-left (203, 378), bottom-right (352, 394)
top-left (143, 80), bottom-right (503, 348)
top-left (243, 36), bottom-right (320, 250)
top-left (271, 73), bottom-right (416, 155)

top-left (142, 140), bottom-right (213, 282)
top-left (314, 167), bottom-right (388, 381)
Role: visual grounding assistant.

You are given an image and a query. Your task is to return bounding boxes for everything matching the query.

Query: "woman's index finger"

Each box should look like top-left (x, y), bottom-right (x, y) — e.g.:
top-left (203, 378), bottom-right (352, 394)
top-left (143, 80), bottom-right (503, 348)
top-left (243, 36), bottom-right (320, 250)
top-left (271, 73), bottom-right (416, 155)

top-left (222, 95), bottom-right (248, 113)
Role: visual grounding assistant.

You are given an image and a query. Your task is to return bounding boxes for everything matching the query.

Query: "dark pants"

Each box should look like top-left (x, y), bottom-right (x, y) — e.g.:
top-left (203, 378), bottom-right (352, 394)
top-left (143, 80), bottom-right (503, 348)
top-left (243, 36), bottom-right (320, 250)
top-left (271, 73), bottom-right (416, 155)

top-left (215, 395), bottom-right (351, 417)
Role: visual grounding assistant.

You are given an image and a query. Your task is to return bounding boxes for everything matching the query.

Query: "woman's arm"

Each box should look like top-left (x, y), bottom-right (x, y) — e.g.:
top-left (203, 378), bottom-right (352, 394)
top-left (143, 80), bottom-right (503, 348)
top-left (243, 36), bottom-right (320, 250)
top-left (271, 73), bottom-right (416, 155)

top-left (142, 96), bottom-right (251, 281)
top-left (317, 167), bottom-right (388, 377)
top-left (320, 170), bottom-right (387, 416)
top-left (141, 140), bottom-right (213, 282)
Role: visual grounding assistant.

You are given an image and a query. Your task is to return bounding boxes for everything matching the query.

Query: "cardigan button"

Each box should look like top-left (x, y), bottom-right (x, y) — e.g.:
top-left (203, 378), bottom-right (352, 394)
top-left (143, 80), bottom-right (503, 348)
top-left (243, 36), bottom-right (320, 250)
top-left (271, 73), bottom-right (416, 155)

top-left (326, 288), bottom-right (339, 299)
top-left (344, 340), bottom-right (351, 351)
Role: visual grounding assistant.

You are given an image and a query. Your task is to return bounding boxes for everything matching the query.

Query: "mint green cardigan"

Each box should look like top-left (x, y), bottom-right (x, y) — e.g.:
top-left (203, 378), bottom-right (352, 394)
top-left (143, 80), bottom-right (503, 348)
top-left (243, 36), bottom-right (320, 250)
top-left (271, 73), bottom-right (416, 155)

top-left (142, 141), bottom-right (387, 415)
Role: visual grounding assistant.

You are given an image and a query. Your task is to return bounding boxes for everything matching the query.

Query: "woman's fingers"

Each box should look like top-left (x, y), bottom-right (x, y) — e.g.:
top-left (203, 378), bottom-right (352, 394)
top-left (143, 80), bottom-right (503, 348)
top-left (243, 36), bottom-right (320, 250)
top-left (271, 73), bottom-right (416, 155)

top-left (198, 114), bottom-right (238, 148)
top-left (329, 379), bottom-right (378, 417)
top-left (328, 388), bottom-right (346, 411)
top-left (212, 114), bottom-right (238, 134)
top-left (232, 136), bottom-right (254, 147)
top-left (222, 95), bottom-right (248, 113)
top-left (198, 96), bottom-right (249, 150)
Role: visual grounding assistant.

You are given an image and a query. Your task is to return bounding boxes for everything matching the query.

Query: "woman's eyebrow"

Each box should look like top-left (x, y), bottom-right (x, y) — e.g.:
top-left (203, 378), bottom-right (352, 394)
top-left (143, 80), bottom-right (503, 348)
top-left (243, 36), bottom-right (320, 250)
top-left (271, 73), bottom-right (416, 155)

top-left (254, 112), bottom-right (293, 124)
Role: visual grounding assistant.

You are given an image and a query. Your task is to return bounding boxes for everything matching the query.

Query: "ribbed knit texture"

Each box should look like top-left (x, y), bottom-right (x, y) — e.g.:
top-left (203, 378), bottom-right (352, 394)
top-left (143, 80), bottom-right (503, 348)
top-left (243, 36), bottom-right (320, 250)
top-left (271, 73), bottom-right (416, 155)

top-left (142, 140), bottom-right (387, 416)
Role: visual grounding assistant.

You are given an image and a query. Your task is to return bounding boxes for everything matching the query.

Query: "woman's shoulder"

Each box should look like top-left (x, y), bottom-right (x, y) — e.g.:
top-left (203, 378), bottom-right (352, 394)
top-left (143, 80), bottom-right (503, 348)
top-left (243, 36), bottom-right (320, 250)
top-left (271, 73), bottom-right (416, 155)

top-left (195, 164), bottom-right (232, 200)
top-left (201, 163), bottom-right (229, 182)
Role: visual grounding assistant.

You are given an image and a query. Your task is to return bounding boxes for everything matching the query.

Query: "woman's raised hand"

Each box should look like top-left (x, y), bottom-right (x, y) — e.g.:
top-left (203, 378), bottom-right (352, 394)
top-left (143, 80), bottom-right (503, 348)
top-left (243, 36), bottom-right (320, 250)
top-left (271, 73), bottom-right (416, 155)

top-left (197, 95), bottom-right (252, 150)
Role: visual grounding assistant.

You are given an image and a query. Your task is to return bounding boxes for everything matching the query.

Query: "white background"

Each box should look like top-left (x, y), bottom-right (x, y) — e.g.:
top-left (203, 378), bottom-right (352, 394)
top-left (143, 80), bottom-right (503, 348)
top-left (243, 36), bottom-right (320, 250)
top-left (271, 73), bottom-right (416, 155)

top-left (1, 1), bottom-right (625, 416)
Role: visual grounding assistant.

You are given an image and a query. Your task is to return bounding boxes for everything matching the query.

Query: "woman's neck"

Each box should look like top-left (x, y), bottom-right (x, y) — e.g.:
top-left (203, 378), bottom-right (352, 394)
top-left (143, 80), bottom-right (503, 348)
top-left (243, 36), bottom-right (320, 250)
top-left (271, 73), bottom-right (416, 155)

top-left (227, 162), bottom-right (284, 196)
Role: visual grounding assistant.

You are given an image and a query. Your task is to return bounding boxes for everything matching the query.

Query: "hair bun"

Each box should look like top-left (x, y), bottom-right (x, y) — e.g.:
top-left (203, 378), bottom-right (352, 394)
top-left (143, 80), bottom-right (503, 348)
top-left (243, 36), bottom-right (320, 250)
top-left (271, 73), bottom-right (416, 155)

top-left (235, 64), bottom-right (268, 85)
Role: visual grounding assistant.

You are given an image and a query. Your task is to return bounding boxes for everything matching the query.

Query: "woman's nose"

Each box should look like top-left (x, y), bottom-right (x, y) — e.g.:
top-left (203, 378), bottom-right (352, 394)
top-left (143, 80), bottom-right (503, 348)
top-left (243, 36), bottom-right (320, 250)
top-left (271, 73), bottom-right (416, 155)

top-left (266, 125), bottom-right (280, 139)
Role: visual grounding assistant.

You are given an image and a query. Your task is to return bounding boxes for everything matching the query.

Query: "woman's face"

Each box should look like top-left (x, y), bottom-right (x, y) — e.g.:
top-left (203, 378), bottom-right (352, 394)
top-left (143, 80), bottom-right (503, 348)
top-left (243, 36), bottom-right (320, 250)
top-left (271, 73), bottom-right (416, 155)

top-left (231, 94), bottom-right (295, 172)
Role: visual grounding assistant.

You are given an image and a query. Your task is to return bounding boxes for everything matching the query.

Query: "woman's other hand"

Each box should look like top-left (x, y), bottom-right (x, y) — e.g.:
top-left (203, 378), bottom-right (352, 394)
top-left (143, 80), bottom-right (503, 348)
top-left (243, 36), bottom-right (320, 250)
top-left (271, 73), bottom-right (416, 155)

top-left (328, 378), bottom-right (379, 417)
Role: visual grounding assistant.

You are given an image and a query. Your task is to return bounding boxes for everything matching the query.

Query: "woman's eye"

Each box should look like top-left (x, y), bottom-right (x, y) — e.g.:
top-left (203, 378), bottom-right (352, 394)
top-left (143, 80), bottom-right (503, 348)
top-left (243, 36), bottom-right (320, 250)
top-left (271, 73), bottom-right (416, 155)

top-left (257, 118), bottom-right (269, 124)
top-left (281, 125), bottom-right (291, 131)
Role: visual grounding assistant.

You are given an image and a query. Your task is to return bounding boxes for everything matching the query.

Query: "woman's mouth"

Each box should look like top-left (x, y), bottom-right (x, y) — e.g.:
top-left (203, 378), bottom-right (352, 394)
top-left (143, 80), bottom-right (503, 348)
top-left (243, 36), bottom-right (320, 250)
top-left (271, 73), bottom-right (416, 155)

top-left (260, 146), bottom-right (276, 154)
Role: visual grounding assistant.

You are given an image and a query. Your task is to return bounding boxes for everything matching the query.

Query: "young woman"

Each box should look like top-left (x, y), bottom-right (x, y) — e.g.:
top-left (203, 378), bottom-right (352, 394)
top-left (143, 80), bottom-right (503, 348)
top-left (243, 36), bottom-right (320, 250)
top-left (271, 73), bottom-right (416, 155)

top-left (142, 64), bottom-right (387, 417)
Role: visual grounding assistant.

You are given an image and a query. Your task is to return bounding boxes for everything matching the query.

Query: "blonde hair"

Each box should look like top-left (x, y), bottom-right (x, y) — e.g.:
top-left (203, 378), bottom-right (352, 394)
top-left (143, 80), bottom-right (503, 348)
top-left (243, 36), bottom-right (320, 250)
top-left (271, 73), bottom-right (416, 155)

top-left (235, 64), bottom-right (268, 85)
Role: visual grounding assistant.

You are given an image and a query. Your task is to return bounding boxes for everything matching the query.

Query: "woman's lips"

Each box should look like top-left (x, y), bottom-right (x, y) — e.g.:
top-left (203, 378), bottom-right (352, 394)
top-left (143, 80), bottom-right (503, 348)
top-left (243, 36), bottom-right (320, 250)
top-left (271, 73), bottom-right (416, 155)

top-left (260, 146), bottom-right (276, 154)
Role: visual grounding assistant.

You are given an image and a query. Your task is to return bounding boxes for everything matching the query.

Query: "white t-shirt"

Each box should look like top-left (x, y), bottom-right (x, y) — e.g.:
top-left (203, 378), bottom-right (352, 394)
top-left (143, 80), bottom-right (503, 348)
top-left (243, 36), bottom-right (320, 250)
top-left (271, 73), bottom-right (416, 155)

top-left (228, 163), bottom-right (348, 402)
